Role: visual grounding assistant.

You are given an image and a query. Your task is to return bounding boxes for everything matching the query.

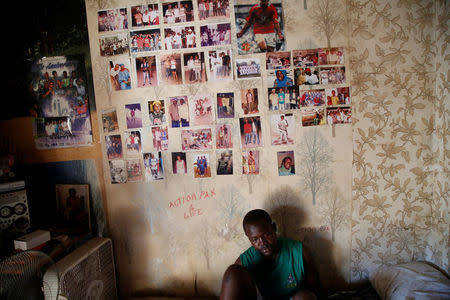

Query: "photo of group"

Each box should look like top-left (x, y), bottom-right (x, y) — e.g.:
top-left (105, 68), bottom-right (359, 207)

top-left (124, 130), bottom-right (142, 154)
top-left (131, 4), bottom-right (159, 27)
top-left (172, 152), bottom-right (187, 174)
top-left (236, 57), bottom-right (261, 79)
top-left (302, 107), bottom-right (325, 126)
top-left (200, 23), bottom-right (231, 46)
top-left (234, 0), bottom-right (285, 54)
top-left (217, 92), bottom-right (234, 118)
top-left (299, 89), bottom-right (325, 107)
top-left (126, 158), bottom-right (143, 182)
top-left (42, 117), bottom-right (72, 139)
top-left (293, 49), bottom-right (318, 67)
top-left (318, 47), bottom-right (344, 65)
top-left (267, 86), bottom-right (298, 110)
top-left (193, 153), bottom-right (211, 178)
top-left (151, 126), bottom-right (169, 151)
top-left (239, 116), bottom-right (262, 148)
top-left (102, 108), bottom-right (119, 133)
top-left (164, 26), bottom-right (196, 50)
top-left (125, 103), bottom-right (142, 129)
top-left (208, 50), bottom-right (232, 81)
top-left (148, 100), bottom-right (166, 125)
top-left (135, 56), bottom-right (158, 87)
top-left (216, 124), bottom-right (232, 148)
top-left (181, 128), bottom-right (212, 150)
top-left (319, 67), bottom-right (346, 84)
top-left (168, 96), bottom-right (190, 127)
top-left (198, 0), bottom-right (230, 20)
top-left (109, 59), bottom-right (132, 91)
top-left (326, 87), bottom-right (351, 105)
top-left (160, 54), bottom-right (182, 85)
top-left (295, 67), bottom-right (319, 85)
top-left (327, 107), bottom-right (352, 124)
top-left (241, 88), bottom-right (259, 114)
top-left (183, 52), bottom-right (207, 84)
top-left (162, 1), bottom-right (194, 24)
top-left (242, 150), bottom-right (259, 175)
top-left (105, 134), bottom-right (123, 159)
top-left (271, 114), bottom-right (295, 145)
top-left (266, 52), bottom-right (291, 70)
top-left (99, 33), bottom-right (129, 56)
top-left (98, 8), bottom-right (128, 32)
top-left (277, 151), bottom-right (295, 176)
top-left (217, 150), bottom-right (233, 175)
top-left (143, 152), bottom-right (164, 181)
top-left (268, 69), bottom-right (294, 88)
top-left (189, 95), bottom-right (214, 126)
top-left (109, 160), bottom-right (127, 184)
top-left (130, 29), bottom-right (162, 53)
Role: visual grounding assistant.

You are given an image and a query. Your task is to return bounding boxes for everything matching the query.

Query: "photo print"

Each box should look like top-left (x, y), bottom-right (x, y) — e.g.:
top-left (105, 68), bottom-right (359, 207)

top-left (208, 50), bottom-right (232, 81)
top-left (55, 184), bottom-right (91, 232)
top-left (236, 57), bottom-right (261, 79)
top-left (299, 89), bottom-right (326, 107)
top-left (160, 54), bottom-right (182, 85)
top-left (270, 113), bottom-right (295, 145)
top-left (325, 87), bottom-right (351, 106)
top-left (319, 66), bottom-right (346, 84)
top-left (216, 124), bottom-right (233, 148)
top-left (200, 23), bottom-right (232, 46)
top-left (193, 153), bottom-right (211, 178)
top-left (109, 159), bottom-right (127, 184)
top-left (293, 49), bottom-right (319, 67)
top-left (241, 88), bottom-right (259, 114)
top-left (168, 96), bottom-right (190, 127)
top-left (126, 158), bottom-right (143, 182)
top-left (164, 26), bottom-right (196, 50)
top-left (217, 92), bottom-right (234, 118)
top-left (267, 86), bottom-right (298, 110)
top-left (302, 107), bottom-right (325, 126)
top-left (268, 69), bottom-right (294, 88)
top-left (105, 134), bottom-right (123, 159)
top-left (148, 100), bottom-right (166, 125)
top-left (98, 8), bottom-right (128, 32)
top-left (217, 150), bottom-right (233, 175)
top-left (151, 126), bottom-right (169, 151)
top-left (181, 128), bottom-right (213, 151)
top-left (239, 116), bottom-right (262, 148)
top-left (124, 130), bottom-right (142, 154)
top-left (198, 0), bottom-right (231, 20)
top-left (326, 107), bottom-right (352, 124)
top-left (102, 108), bottom-right (119, 133)
top-left (266, 51), bottom-right (291, 70)
top-left (234, 0), bottom-right (285, 54)
top-left (131, 4), bottom-right (159, 27)
top-left (135, 56), bottom-right (158, 87)
top-left (162, 1), bottom-right (194, 24)
top-left (189, 95), bottom-right (214, 126)
top-left (183, 52), bottom-right (207, 84)
top-left (130, 29), bottom-right (162, 53)
top-left (172, 152), bottom-right (187, 174)
top-left (242, 150), bottom-right (259, 175)
top-left (109, 58), bottom-right (132, 91)
top-left (125, 103), bottom-right (142, 129)
top-left (277, 151), bottom-right (295, 176)
top-left (143, 152), bottom-right (164, 181)
top-left (294, 67), bottom-right (320, 85)
top-left (99, 33), bottom-right (129, 56)
top-left (43, 116), bottom-right (72, 139)
top-left (318, 47), bottom-right (344, 65)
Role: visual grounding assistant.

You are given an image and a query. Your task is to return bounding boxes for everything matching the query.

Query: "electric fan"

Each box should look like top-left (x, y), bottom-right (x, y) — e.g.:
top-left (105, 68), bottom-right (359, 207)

top-left (0, 250), bottom-right (59, 300)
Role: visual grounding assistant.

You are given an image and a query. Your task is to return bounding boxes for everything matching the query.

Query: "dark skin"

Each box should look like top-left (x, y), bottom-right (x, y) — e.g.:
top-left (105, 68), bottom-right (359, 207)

top-left (220, 219), bottom-right (319, 300)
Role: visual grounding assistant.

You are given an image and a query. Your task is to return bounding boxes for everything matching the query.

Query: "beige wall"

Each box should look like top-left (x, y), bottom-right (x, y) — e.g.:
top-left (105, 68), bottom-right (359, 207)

top-left (84, 0), bottom-right (449, 298)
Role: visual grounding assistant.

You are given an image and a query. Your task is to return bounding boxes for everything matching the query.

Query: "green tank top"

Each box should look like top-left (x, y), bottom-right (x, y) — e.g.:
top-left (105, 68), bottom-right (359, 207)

top-left (240, 237), bottom-right (304, 299)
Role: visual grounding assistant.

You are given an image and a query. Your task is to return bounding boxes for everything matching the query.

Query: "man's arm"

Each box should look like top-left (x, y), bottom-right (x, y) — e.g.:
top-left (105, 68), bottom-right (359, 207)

top-left (234, 257), bottom-right (242, 265)
top-left (237, 11), bottom-right (254, 37)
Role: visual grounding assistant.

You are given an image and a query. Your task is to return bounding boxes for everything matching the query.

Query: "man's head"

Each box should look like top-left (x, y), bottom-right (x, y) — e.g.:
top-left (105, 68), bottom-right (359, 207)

top-left (260, 0), bottom-right (269, 8)
top-left (243, 209), bottom-right (278, 257)
top-left (282, 157), bottom-right (292, 170)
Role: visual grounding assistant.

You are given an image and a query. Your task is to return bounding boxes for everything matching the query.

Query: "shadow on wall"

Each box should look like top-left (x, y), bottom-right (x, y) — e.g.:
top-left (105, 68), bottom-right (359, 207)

top-left (264, 185), bottom-right (346, 294)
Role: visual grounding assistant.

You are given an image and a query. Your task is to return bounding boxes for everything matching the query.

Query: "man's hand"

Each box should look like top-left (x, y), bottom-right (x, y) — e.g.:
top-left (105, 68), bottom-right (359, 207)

top-left (237, 31), bottom-right (244, 38)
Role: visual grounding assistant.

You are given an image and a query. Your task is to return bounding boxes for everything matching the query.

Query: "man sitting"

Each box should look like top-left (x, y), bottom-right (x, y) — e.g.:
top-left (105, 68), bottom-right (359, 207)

top-left (220, 209), bottom-right (319, 300)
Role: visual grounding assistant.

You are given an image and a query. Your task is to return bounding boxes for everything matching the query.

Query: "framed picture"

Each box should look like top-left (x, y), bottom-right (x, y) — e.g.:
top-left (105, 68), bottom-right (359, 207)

top-left (55, 184), bottom-right (91, 233)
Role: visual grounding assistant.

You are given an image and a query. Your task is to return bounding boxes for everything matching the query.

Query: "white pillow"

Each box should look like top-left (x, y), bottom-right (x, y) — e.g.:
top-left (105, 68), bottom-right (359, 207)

top-left (370, 261), bottom-right (450, 300)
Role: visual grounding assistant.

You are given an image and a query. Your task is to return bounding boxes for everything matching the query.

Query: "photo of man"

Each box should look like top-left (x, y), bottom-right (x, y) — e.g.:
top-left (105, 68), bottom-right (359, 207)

top-left (172, 152), bottom-right (187, 174)
top-left (217, 150), bottom-right (233, 175)
top-left (183, 52), bottom-right (207, 84)
top-left (239, 116), bottom-right (262, 148)
top-left (217, 92), bottom-right (234, 118)
top-left (270, 113), bottom-right (295, 145)
top-left (148, 100), bottom-right (166, 125)
top-left (241, 88), bottom-right (259, 114)
top-left (135, 56), bottom-right (158, 87)
top-left (160, 54), bottom-right (182, 85)
top-left (208, 50), bottom-right (232, 81)
top-left (168, 96), bottom-right (190, 127)
top-left (144, 152), bottom-right (164, 181)
top-left (242, 150), bottom-right (259, 175)
top-left (194, 154), bottom-right (211, 178)
top-left (277, 151), bottom-right (295, 176)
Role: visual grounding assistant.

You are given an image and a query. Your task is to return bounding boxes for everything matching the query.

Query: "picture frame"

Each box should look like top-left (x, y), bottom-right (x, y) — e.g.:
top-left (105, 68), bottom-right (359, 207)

top-left (55, 184), bottom-right (91, 233)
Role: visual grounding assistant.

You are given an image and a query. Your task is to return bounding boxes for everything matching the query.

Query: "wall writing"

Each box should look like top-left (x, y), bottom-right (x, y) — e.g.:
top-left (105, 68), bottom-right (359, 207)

top-left (169, 188), bottom-right (216, 220)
